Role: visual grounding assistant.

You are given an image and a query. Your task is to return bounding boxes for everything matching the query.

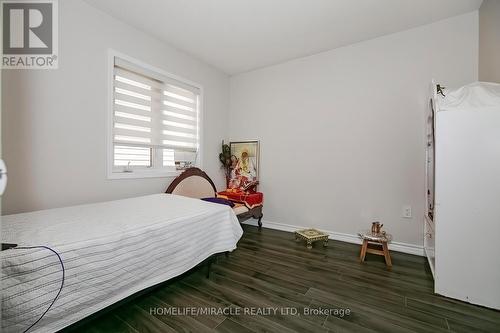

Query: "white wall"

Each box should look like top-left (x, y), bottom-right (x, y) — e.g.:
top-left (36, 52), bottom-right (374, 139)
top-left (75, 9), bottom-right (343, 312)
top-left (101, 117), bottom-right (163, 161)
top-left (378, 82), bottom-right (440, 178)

top-left (479, 0), bottom-right (500, 83)
top-left (2, 0), bottom-right (229, 214)
top-left (229, 12), bottom-right (478, 246)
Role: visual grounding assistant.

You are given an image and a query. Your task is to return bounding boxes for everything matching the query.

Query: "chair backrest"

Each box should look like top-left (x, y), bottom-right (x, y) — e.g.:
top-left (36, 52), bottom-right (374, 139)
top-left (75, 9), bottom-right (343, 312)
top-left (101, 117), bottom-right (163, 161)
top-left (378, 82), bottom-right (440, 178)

top-left (165, 168), bottom-right (217, 199)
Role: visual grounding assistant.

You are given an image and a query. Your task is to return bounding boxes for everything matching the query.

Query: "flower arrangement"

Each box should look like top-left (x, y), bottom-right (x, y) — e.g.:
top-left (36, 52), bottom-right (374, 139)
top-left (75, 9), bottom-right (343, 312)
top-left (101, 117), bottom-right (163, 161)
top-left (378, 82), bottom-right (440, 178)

top-left (219, 142), bottom-right (232, 186)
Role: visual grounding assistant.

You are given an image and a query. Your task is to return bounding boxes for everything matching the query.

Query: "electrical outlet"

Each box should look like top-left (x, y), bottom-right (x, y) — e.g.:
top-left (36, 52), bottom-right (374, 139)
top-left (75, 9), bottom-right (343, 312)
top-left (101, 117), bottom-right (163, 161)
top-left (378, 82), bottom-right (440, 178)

top-left (402, 205), bottom-right (412, 218)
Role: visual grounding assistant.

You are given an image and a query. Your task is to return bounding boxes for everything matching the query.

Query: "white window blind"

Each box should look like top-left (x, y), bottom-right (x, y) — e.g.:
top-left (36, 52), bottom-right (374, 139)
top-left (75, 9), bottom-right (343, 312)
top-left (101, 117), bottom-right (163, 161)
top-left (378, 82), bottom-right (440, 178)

top-left (111, 57), bottom-right (200, 173)
top-left (114, 145), bottom-right (151, 167)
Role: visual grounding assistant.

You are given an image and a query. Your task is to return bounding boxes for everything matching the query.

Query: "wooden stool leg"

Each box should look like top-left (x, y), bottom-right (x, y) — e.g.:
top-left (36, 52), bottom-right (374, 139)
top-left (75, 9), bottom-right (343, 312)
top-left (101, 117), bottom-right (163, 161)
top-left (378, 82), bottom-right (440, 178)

top-left (359, 239), bottom-right (368, 262)
top-left (382, 242), bottom-right (392, 267)
top-left (257, 215), bottom-right (263, 229)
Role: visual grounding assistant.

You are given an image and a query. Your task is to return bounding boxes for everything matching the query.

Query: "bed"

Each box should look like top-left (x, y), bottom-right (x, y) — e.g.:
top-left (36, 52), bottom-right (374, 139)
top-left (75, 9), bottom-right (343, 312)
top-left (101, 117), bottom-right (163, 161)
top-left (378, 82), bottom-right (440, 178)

top-left (1, 193), bottom-right (243, 333)
top-left (166, 167), bottom-right (263, 228)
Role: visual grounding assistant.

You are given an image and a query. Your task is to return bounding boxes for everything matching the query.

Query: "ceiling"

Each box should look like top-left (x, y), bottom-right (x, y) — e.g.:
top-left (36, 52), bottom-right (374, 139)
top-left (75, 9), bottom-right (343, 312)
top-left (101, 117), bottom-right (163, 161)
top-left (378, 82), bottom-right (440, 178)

top-left (84, 0), bottom-right (483, 75)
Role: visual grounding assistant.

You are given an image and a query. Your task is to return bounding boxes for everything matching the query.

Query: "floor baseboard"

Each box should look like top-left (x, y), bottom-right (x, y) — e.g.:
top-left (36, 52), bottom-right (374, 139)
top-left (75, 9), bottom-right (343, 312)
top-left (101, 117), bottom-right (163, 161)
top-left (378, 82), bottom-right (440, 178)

top-left (242, 218), bottom-right (424, 256)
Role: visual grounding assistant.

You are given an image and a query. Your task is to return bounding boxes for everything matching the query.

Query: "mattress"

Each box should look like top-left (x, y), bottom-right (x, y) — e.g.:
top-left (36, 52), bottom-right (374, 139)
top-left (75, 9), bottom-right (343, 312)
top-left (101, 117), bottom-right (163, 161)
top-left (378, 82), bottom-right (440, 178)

top-left (1, 194), bottom-right (243, 333)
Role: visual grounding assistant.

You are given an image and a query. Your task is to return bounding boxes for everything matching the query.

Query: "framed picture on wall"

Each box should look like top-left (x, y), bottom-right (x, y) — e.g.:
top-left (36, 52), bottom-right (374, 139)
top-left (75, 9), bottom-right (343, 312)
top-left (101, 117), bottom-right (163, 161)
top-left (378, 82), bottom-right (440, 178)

top-left (228, 141), bottom-right (260, 190)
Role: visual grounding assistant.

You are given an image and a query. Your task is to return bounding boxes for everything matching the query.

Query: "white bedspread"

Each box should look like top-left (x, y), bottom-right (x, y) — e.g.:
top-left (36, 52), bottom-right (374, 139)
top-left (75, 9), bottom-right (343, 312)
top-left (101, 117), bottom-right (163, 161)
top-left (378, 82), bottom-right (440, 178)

top-left (1, 194), bottom-right (243, 333)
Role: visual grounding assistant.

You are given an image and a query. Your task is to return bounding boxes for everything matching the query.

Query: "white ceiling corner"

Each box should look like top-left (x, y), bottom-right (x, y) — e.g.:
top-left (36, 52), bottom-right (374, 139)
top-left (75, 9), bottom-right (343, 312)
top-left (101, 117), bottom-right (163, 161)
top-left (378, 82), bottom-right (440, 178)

top-left (83, 0), bottom-right (483, 75)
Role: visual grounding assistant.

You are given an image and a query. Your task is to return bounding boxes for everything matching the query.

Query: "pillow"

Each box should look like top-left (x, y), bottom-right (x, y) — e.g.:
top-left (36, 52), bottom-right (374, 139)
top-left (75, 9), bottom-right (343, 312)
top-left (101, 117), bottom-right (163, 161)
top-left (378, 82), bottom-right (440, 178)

top-left (201, 197), bottom-right (235, 207)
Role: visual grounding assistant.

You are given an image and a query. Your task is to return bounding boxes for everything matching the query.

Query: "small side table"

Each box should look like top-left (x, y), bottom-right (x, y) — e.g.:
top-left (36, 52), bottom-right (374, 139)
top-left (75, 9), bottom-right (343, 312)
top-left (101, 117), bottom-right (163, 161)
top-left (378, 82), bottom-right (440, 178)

top-left (295, 229), bottom-right (329, 249)
top-left (358, 230), bottom-right (393, 267)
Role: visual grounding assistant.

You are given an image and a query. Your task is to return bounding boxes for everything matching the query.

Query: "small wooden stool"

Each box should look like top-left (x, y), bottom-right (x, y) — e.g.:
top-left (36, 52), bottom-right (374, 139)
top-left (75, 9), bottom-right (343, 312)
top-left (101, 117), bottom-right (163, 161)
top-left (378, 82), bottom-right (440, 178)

top-left (358, 231), bottom-right (392, 267)
top-left (295, 228), bottom-right (329, 249)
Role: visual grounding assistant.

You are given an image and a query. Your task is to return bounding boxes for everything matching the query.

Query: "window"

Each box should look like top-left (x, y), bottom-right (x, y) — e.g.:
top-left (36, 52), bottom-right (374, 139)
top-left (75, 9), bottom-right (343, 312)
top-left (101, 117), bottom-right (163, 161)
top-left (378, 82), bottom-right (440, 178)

top-left (107, 52), bottom-right (201, 179)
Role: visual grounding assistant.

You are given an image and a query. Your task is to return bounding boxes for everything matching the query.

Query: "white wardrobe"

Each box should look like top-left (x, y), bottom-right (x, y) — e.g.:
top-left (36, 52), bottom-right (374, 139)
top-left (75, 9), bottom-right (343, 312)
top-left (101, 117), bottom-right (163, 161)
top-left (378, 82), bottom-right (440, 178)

top-left (424, 82), bottom-right (500, 310)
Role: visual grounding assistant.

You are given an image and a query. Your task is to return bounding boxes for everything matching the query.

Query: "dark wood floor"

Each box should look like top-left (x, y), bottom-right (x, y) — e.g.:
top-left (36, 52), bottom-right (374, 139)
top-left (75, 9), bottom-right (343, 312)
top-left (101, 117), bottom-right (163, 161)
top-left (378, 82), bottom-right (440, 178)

top-left (65, 225), bottom-right (500, 333)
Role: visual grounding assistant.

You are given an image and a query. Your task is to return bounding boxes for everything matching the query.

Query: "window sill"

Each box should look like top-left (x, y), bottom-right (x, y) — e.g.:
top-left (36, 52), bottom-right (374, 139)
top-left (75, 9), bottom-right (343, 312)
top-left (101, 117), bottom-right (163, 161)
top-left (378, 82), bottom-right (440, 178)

top-left (107, 170), bottom-right (182, 180)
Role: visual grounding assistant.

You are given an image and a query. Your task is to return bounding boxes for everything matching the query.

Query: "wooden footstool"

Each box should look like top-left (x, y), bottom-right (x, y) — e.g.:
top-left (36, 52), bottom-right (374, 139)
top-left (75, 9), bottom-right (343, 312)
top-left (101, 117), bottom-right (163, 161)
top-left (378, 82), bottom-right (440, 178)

top-left (295, 229), bottom-right (329, 249)
top-left (358, 230), bottom-right (393, 268)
